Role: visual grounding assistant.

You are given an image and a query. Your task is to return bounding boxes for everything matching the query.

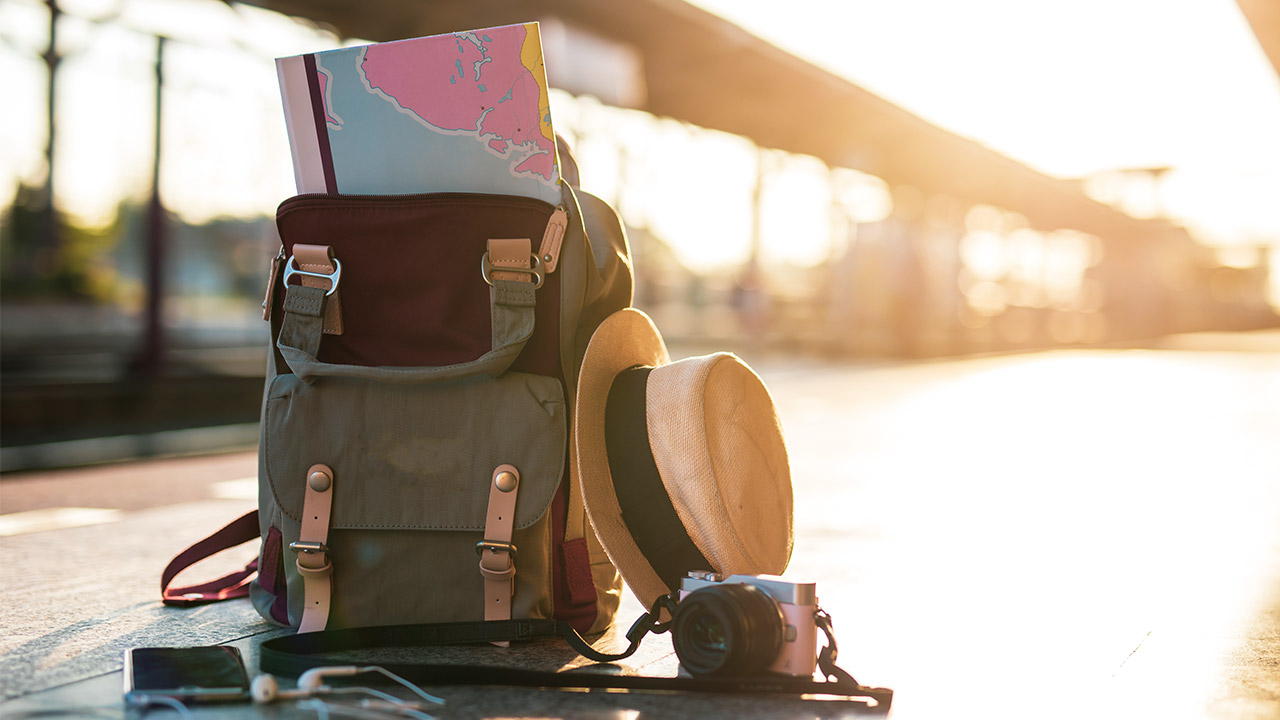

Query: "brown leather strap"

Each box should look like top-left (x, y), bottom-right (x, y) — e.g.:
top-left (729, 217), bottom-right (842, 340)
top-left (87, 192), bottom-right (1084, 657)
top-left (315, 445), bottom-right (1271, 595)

top-left (479, 464), bottom-right (520, 640)
top-left (566, 433), bottom-right (587, 544)
top-left (294, 244), bottom-right (344, 335)
top-left (487, 238), bottom-right (532, 283)
top-left (262, 250), bottom-right (284, 322)
top-left (295, 463), bottom-right (335, 633)
top-left (538, 205), bottom-right (568, 273)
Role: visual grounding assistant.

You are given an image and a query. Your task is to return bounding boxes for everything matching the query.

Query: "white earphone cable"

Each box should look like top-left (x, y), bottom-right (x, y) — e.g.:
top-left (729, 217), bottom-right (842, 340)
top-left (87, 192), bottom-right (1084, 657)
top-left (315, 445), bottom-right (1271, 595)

top-left (355, 666), bottom-right (446, 706)
top-left (302, 696), bottom-right (436, 720)
top-left (123, 693), bottom-right (196, 720)
top-left (263, 665), bottom-right (443, 719)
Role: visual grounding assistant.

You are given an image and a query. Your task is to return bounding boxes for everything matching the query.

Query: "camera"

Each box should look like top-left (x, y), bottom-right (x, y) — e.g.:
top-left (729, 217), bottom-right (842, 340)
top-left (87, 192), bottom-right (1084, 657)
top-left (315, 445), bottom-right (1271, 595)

top-left (671, 572), bottom-right (818, 677)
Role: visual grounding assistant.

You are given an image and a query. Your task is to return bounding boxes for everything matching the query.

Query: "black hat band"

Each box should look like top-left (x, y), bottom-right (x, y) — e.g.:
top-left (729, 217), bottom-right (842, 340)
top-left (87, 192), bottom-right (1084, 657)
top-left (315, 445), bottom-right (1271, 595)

top-left (604, 366), bottom-right (713, 593)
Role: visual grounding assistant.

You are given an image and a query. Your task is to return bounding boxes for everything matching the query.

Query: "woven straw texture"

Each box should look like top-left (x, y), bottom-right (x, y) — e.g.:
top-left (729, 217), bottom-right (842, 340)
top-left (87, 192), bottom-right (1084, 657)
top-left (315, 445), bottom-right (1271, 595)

top-left (647, 354), bottom-right (793, 577)
top-left (574, 309), bottom-right (793, 608)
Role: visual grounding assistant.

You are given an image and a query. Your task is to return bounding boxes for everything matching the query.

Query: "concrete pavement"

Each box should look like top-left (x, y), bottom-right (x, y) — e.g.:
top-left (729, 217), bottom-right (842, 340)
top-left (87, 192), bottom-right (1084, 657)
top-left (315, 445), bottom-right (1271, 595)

top-left (2, 333), bottom-right (1278, 718)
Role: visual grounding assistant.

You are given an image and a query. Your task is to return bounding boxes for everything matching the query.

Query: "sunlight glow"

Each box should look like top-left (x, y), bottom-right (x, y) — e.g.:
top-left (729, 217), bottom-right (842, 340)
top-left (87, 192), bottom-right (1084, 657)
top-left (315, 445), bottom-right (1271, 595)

top-left (689, 0), bottom-right (1280, 262)
top-left (775, 348), bottom-right (1280, 718)
top-left (3, 0), bottom-right (1278, 293)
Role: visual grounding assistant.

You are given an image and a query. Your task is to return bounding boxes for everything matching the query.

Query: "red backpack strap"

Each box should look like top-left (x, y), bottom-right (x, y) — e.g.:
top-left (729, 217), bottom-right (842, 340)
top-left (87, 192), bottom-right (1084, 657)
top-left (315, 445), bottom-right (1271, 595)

top-left (161, 511), bottom-right (261, 607)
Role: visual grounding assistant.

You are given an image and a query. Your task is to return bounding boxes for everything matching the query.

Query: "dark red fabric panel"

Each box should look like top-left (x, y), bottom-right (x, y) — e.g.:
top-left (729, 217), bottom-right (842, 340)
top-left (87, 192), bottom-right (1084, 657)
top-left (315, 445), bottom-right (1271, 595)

top-left (560, 538), bottom-right (598, 607)
top-left (275, 194), bottom-right (558, 371)
top-left (550, 481), bottom-right (599, 633)
top-left (258, 526), bottom-right (291, 625)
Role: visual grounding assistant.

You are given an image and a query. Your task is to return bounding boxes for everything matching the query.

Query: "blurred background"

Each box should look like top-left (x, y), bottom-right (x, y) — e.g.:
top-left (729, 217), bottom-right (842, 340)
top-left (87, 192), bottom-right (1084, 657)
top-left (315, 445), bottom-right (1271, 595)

top-left (2, 0), bottom-right (1278, 470)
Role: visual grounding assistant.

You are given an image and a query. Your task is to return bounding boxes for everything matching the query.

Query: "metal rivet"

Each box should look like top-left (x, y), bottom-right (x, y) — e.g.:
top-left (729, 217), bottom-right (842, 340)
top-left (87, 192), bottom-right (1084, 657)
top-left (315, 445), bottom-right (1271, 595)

top-left (308, 470), bottom-right (332, 492)
top-left (494, 471), bottom-right (517, 492)
top-left (542, 253), bottom-right (553, 264)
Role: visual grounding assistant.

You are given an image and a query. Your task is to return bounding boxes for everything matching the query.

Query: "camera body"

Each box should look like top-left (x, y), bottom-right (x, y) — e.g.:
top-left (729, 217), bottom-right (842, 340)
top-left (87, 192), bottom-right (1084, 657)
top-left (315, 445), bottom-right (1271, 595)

top-left (673, 572), bottom-right (818, 677)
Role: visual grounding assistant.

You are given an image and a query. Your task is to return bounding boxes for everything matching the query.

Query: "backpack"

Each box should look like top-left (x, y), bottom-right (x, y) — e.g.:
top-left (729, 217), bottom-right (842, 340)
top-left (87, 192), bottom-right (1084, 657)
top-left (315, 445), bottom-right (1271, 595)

top-left (163, 167), bottom-right (633, 637)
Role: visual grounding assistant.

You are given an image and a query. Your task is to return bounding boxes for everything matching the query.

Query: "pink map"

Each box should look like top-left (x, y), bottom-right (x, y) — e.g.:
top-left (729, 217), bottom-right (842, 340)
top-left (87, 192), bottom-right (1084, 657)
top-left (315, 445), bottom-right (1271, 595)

top-left (360, 25), bottom-right (555, 181)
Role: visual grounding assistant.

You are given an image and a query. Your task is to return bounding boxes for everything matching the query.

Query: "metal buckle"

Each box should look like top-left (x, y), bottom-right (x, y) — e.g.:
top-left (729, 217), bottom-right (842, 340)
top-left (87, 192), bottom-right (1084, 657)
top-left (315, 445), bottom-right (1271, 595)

top-left (283, 256), bottom-right (342, 295)
top-left (289, 540), bottom-right (330, 555)
top-left (481, 253), bottom-right (544, 289)
top-left (475, 540), bottom-right (518, 557)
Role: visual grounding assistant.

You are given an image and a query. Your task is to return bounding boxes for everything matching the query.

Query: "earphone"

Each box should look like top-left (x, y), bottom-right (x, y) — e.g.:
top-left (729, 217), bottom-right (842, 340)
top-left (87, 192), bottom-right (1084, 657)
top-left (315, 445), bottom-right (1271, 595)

top-left (251, 666), bottom-right (363, 702)
top-left (250, 665), bottom-right (446, 712)
top-left (250, 672), bottom-right (311, 703)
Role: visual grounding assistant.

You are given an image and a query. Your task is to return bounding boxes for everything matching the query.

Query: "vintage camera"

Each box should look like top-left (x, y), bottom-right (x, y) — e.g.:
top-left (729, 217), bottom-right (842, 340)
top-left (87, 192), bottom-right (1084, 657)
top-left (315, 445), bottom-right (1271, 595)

top-left (671, 572), bottom-right (818, 677)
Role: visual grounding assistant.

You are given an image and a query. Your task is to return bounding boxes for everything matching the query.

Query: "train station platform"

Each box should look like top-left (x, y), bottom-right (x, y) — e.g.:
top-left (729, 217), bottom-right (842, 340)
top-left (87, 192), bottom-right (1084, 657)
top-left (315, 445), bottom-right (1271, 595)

top-left (2, 332), bottom-right (1278, 718)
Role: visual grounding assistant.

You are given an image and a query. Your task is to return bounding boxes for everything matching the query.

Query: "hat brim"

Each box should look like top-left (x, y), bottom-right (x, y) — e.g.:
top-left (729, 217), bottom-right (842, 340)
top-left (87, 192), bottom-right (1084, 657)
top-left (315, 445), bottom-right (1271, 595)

top-left (574, 309), bottom-right (673, 609)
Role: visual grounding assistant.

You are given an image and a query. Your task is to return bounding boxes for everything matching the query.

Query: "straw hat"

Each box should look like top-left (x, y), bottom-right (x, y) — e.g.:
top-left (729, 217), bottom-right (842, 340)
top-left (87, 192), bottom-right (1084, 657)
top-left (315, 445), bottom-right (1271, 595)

top-left (574, 308), bottom-right (793, 609)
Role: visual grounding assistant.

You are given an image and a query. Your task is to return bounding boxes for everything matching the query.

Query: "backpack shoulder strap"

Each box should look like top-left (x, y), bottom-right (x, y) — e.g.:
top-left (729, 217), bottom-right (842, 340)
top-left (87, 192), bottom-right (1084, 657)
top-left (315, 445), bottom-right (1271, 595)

top-left (160, 510), bottom-right (260, 606)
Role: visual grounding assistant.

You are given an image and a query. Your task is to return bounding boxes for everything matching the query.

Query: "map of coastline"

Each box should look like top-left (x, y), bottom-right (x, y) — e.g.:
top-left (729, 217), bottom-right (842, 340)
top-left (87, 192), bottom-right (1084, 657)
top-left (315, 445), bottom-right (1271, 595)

top-left (358, 25), bottom-right (557, 182)
top-left (284, 22), bottom-right (561, 203)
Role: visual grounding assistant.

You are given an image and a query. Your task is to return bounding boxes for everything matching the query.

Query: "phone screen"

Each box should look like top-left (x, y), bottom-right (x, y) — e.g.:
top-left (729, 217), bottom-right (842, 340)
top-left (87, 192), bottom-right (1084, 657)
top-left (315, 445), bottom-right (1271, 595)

top-left (124, 646), bottom-right (249, 703)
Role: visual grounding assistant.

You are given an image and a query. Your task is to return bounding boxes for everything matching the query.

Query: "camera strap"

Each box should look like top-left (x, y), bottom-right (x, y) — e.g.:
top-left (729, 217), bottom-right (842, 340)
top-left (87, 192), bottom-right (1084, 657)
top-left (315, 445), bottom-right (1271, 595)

top-left (258, 595), bottom-right (892, 712)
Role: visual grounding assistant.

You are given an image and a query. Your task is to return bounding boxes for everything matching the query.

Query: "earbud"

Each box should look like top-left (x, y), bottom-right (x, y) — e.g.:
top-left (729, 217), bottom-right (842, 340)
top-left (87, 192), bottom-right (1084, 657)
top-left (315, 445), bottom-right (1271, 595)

top-left (251, 667), bottom-right (364, 703)
top-left (250, 673), bottom-right (314, 703)
top-left (252, 665), bottom-right (447, 710)
top-left (298, 665), bottom-right (361, 691)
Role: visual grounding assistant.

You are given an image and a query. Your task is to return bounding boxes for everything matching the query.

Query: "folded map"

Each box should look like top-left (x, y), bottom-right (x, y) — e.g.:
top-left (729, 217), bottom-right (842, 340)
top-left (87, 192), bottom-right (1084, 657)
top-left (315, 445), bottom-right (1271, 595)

top-left (276, 22), bottom-right (561, 204)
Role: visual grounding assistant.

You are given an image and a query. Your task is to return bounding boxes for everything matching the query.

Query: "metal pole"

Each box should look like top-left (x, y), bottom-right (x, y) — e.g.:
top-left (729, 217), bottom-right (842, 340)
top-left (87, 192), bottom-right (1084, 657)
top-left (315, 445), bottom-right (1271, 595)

top-left (739, 147), bottom-right (768, 344)
top-left (41, 0), bottom-right (61, 264)
top-left (137, 35), bottom-right (167, 375)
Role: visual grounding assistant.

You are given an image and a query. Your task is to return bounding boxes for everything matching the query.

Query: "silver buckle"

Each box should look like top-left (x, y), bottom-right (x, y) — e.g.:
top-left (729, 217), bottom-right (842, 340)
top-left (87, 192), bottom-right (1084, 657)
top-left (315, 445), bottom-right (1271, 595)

top-left (283, 256), bottom-right (342, 295)
top-left (289, 540), bottom-right (329, 555)
top-left (481, 253), bottom-right (544, 289)
top-left (475, 540), bottom-right (518, 557)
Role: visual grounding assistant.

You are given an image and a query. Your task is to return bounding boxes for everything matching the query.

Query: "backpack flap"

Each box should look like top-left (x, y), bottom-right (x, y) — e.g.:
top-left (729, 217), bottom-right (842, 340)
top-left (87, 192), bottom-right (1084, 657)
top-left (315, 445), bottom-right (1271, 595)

top-left (271, 193), bottom-right (562, 377)
top-left (261, 369), bottom-right (566, 629)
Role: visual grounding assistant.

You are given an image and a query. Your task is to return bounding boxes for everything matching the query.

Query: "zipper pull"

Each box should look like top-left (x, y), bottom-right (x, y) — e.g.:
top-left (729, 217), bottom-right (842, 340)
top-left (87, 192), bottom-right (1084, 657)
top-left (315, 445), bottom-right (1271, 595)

top-left (537, 205), bottom-right (568, 273)
top-left (262, 246), bottom-right (285, 321)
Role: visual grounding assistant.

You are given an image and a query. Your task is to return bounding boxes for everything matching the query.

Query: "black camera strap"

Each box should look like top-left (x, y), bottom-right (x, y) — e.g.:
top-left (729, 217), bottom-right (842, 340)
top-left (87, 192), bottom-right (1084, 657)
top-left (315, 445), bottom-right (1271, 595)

top-left (258, 595), bottom-right (892, 712)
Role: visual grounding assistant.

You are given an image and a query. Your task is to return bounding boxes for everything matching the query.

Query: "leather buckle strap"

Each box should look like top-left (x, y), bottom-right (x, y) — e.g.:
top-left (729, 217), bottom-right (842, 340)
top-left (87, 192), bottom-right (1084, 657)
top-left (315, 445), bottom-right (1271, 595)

top-left (537, 205), bottom-right (568, 273)
top-left (296, 463), bottom-right (335, 633)
top-left (290, 541), bottom-right (330, 555)
top-left (480, 464), bottom-right (521, 640)
top-left (482, 250), bottom-right (545, 288)
top-left (296, 557), bottom-right (334, 576)
top-left (290, 244), bottom-right (344, 335)
top-left (283, 256), bottom-right (342, 295)
top-left (475, 540), bottom-right (518, 557)
top-left (478, 563), bottom-right (516, 583)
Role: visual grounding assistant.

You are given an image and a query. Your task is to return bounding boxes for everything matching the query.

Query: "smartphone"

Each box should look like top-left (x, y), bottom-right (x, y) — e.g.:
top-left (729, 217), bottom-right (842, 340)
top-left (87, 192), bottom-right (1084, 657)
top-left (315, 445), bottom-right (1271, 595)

top-left (123, 646), bottom-right (250, 704)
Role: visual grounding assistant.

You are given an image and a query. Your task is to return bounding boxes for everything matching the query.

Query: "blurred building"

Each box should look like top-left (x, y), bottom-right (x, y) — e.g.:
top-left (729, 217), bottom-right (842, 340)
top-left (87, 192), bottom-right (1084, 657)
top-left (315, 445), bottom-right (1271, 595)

top-left (2, 0), bottom-right (1276, 464)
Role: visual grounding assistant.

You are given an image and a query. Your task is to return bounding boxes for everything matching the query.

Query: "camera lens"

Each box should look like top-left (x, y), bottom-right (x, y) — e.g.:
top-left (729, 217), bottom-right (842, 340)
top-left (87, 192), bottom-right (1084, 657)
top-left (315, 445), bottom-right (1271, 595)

top-left (689, 615), bottom-right (728, 655)
top-left (671, 583), bottom-right (785, 676)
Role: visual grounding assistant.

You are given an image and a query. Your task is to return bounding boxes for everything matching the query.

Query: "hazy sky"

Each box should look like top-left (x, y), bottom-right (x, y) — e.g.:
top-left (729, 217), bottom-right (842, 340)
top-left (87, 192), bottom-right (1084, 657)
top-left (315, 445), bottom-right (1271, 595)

top-left (2, 0), bottom-right (1277, 251)
top-left (693, 0), bottom-right (1280, 244)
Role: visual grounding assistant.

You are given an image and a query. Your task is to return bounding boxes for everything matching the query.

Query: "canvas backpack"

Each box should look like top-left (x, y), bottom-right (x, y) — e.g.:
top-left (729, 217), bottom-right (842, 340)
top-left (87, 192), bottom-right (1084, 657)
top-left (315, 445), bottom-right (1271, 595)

top-left (163, 169), bottom-right (632, 637)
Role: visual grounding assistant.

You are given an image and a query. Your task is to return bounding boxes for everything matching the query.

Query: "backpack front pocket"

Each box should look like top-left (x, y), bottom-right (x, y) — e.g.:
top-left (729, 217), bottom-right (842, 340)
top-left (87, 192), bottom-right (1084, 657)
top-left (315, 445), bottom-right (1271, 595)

top-left (261, 370), bottom-right (565, 627)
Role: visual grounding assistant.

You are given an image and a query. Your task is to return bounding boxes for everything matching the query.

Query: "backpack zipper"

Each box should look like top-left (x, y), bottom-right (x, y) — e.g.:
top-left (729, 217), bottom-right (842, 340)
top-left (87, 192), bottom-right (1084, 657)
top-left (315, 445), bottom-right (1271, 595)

top-left (276, 193), bottom-right (568, 273)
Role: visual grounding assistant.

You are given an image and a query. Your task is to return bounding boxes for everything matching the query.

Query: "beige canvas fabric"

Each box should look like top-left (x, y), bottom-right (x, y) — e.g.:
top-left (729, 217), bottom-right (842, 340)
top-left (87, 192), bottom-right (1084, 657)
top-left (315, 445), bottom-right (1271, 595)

top-left (574, 308), bottom-right (794, 608)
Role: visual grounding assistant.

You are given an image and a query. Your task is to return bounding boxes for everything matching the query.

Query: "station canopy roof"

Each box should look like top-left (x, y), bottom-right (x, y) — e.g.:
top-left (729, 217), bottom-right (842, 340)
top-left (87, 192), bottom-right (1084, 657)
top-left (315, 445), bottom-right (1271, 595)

top-left (245, 0), bottom-right (1195, 245)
